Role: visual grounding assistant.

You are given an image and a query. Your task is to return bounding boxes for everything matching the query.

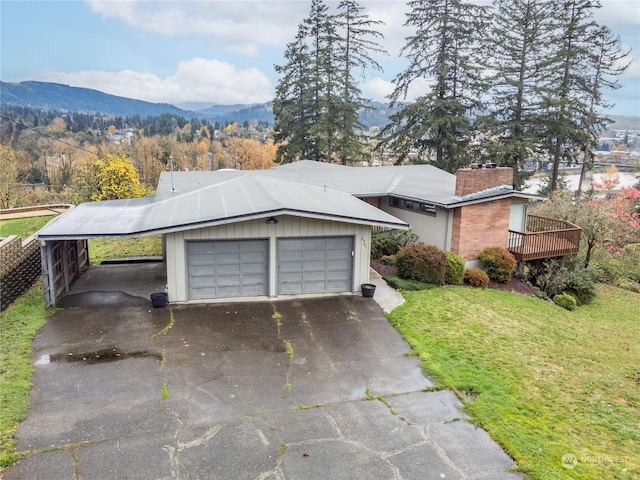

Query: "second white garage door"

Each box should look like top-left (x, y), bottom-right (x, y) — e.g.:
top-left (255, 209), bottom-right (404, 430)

top-left (278, 237), bottom-right (353, 295)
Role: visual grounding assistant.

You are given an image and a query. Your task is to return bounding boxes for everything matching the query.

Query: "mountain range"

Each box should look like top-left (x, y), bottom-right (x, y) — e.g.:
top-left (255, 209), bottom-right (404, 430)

top-left (0, 81), bottom-right (277, 125)
top-left (1, 80), bottom-right (638, 130)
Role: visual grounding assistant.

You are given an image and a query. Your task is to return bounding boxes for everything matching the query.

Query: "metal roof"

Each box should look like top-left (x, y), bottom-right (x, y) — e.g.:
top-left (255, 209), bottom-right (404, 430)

top-left (39, 160), bottom-right (541, 240)
top-left (156, 160), bottom-right (540, 207)
top-left (38, 175), bottom-right (409, 240)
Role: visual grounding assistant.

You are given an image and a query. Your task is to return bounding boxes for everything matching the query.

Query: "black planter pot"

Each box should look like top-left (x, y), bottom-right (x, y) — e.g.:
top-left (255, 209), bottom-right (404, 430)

top-left (150, 292), bottom-right (168, 308)
top-left (361, 283), bottom-right (376, 298)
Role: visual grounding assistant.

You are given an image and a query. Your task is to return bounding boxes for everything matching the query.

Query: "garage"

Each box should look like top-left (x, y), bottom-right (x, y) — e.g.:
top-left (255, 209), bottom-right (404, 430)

top-left (187, 239), bottom-right (268, 300)
top-left (278, 237), bottom-right (353, 295)
top-left (37, 173), bottom-right (409, 306)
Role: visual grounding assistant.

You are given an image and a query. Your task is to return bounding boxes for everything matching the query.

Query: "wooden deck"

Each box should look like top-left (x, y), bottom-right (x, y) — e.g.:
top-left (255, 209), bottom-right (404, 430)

top-left (508, 215), bottom-right (581, 262)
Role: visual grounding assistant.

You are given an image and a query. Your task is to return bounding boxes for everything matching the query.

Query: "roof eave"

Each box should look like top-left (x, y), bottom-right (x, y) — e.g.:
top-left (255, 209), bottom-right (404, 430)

top-left (37, 209), bottom-right (409, 241)
top-left (444, 191), bottom-right (544, 208)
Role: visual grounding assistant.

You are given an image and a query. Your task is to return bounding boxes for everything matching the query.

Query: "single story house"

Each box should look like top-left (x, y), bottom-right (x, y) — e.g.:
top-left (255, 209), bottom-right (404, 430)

top-left (37, 161), bottom-right (580, 306)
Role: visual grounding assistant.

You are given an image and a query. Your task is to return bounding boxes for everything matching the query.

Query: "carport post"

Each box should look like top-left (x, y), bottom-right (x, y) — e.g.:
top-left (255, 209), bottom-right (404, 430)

top-left (41, 241), bottom-right (56, 307)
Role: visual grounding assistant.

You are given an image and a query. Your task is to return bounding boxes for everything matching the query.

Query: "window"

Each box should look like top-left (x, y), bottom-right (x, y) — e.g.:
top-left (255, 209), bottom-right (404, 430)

top-left (389, 196), bottom-right (437, 217)
top-left (419, 203), bottom-right (437, 216)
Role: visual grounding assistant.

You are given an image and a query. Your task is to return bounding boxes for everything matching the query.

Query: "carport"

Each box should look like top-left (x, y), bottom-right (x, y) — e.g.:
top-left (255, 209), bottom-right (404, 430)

top-left (37, 173), bottom-right (408, 306)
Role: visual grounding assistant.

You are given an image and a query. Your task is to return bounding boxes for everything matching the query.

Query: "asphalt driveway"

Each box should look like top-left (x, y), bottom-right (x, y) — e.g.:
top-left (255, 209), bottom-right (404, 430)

top-left (6, 294), bottom-right (522, 479)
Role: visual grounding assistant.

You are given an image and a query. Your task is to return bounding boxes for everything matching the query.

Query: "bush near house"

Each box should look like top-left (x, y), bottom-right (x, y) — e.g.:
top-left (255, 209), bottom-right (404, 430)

top-left (553, 292), bottom-right (578, 311)
top-left (396, 243), bottom-right (447, 285)
top-left (370, 229), bottom-right (418, 259)
top-left (379, 255), bottom-right (397, 266)
top-left (444, 251), bottom-right (465, 285)
top-left (592, 243), bottom-right (640, 293)
top-left (528, 257), bottom-right (598, 305)
top-left (479, 246), bottom-right (517, 283)
top-left (464, 268), bottom-right (490, 288)
top-left (382, 275), bottom-right (434, 291)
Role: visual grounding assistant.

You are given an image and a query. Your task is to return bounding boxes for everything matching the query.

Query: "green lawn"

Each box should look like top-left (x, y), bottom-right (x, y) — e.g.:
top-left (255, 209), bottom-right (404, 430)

top-left (88, 236), bottom-right (163, 264)
top-left (0, 287), bottom-right (51, 468)
top-left (388, 285), bottom-right (640, 479)
top-left (0, 216), bottom-right (54, 239)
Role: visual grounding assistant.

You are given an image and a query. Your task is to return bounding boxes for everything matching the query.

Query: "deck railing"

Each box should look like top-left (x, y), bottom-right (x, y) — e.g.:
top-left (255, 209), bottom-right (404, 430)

top-left (508, 215), bottom-right (581, 262)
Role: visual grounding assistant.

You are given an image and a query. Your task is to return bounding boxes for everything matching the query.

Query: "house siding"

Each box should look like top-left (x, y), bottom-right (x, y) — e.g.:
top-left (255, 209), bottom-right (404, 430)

top-left (164, 216), bottom-right (371, 302)
top-left (450, 199), bottom-right (512, 261)
top-left (379, 197), bottom-right (450, 250)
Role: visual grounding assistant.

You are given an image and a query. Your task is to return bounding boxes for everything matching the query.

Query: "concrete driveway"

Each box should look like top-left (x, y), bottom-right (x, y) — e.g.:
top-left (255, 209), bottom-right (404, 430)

top-left (6, 269), bottom-right (521, 479)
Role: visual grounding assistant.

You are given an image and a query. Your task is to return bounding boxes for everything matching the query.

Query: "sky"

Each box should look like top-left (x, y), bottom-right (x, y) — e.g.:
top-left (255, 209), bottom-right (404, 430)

top-left (1, 0), bottom-right (639, 117)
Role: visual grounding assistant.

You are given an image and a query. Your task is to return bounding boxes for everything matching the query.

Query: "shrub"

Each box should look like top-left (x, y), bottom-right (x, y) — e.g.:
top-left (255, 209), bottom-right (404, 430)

top-left (445, 251), bottom-right (465, 285)
top-left (528, 259), bottom-right (567, 298)
top-left (528, 257), bottom-right (597, 305)
top-left (553, 292), bottom-right (577, 311)
top-left (370, 229), bottom-right (419, 259)
top-left (614, 278), bottom-right (640, 294)
top-left (592, 245), bottom-right (640, 285)
top-left (565, 266), bottom-right (598, 305)
top-left (371, 235), bottom-right (401, 259)
top-left (464, 268), bottom-right (490, 288)
top-left (383, 275), bottom-right (434, 291)
top-left (396, 243), bottom-right (447, 285)
top-left (380, 255), bottom-right (397, 266)
top-left (479, 246), bottom-right (517, 283)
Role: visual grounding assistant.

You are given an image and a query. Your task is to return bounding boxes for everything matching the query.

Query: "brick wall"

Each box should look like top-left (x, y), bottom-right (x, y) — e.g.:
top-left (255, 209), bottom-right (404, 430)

top-left (450, 199), bottom-right (512, 261)
top-left (0, 235), bottom-right (42, 311)
top-left (455, 167), bottom-right (514, 196)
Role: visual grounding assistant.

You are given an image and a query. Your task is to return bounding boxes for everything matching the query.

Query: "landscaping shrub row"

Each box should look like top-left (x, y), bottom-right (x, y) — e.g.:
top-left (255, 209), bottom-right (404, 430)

top-left (372, 230), bottom-right (603, 310)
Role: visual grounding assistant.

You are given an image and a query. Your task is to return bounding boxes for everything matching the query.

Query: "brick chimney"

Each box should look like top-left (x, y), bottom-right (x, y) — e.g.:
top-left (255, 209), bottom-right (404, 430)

top-left (455, 167), bottom-right (514, 197)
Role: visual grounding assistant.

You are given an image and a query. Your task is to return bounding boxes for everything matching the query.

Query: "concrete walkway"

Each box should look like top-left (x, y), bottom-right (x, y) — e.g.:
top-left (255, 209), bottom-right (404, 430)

top-left (369, 268), bottom-right (406, 313)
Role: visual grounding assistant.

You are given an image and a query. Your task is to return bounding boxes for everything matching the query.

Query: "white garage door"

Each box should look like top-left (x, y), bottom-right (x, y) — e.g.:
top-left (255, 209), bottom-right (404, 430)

top-left (187, 240), bottom-right (268, 300)
top-left (278, 237), bottom-right (353, 295)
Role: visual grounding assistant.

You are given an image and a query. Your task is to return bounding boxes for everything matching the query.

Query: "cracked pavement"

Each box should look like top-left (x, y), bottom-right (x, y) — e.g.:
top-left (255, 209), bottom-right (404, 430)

top-left (5, 295), bottom-right (522, 480)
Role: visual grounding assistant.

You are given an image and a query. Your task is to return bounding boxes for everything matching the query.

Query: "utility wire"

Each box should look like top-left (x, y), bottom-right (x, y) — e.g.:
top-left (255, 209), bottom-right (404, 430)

top-left (0, 113), bottom-right (104, 159)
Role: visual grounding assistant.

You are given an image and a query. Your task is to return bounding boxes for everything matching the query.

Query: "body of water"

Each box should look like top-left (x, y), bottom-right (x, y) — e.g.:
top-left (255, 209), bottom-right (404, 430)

top-left (523, 171), bottom-right (638, 194)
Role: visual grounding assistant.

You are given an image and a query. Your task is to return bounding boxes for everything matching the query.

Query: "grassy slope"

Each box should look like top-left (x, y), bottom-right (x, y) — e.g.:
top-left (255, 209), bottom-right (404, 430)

top-left (88, 236), bottom-right (163, 264)
top-left (0, 287), bottom-right (51, 468)
top-left (388, 285), bottom-right (639, 480)
top-left (0, 216), bottom-right (54, 239)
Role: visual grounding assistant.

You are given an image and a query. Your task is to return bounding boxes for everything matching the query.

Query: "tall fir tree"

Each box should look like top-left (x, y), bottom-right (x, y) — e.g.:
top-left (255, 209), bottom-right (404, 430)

top-left (539, 0), bottom-right (599, 192)
top-left (480, 0), bottom-right (554, 190)
top-left (273, 0), bottom-right (386, 164)
top-left (335, 0), bottom-right (387, 165)
top-left (575, 25), bottom-right (630, 196)
top-left (305, 0), bottom-right (338, 162)
top-left (378, 0), bottom-right (489, 173)
top-left (273, 26), bottom-right (314, 163)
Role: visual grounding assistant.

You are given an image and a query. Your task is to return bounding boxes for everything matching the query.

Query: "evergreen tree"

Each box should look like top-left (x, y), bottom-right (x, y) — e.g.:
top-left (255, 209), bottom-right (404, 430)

top-left (273, 0), bottom-right (386, 164)
top-left (334, 0), bottom-right (387, 165)
top-left (304, 0), bottom-right (337, 162)
top-left (480, 0), bottom-right (554, 190)
top-left (539, 0), bottom-right (599, 192)
top-left (576, 25), bottom-right (630, 196)
top-left (273, 26), bottom-right (314, 163)
top-left (378, 0), bottom-right (489, 172)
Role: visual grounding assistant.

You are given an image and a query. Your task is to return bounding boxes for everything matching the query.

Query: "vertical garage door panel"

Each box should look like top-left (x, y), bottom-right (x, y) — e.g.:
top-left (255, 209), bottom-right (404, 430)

top-left (187, 240), bottom-right (267, 300)
top-left (278, 237), bottom-right (353, 295)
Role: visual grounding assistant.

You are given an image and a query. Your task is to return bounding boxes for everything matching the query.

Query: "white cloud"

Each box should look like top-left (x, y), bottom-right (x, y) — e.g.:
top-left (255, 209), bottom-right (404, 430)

top-left (361, 76), bottom-right (394, 102)
top-left (31, 58), bottom-right (274, 105)
top-left (362, 75), bottom-right (435, 104)
top-left (85, 0), bottom-right (306, 55)
top-left (596, 0), bottom-right (640, 31)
